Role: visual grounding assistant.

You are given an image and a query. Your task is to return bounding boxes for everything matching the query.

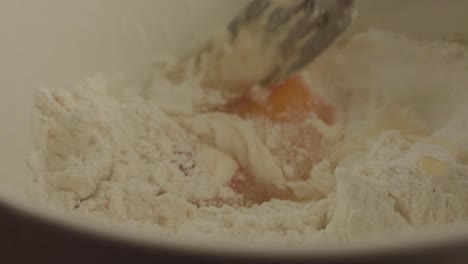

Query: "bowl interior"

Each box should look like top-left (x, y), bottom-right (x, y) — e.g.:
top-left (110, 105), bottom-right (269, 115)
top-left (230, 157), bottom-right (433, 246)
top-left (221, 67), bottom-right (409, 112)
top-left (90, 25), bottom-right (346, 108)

top-left (1, 0), bottom-right (468, 253)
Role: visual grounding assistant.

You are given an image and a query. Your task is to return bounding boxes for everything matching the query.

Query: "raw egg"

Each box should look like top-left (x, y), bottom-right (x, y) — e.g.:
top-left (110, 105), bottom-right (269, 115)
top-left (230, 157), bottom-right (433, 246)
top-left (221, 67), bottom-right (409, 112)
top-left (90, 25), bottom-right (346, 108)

top-left (226, 76), bottom-right (335, 124)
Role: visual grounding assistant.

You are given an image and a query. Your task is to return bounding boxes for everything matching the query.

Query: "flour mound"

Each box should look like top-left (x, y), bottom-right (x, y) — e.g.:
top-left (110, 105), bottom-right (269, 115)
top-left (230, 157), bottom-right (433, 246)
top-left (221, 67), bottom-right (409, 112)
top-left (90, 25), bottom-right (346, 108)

top-left (28, 30), bottom-right (468, 245)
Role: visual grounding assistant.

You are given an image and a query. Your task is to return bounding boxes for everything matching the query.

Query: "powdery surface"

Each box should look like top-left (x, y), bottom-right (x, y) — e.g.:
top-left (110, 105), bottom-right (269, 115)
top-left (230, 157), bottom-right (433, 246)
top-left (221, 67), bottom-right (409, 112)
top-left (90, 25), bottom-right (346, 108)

top-left (27, 30), bottom-right (468, 245)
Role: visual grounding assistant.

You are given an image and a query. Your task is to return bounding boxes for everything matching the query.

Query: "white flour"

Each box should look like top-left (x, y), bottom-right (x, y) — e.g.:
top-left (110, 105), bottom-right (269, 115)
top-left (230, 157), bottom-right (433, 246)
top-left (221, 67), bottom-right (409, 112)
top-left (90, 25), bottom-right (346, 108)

top-left (27, 30), bottom-right (468, 245)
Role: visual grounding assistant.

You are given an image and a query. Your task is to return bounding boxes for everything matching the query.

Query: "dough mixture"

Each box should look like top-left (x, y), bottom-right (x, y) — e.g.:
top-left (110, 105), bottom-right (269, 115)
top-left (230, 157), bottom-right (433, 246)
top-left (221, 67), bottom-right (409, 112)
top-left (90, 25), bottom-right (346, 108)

top-left (27, 30), bottom-right (468, 245)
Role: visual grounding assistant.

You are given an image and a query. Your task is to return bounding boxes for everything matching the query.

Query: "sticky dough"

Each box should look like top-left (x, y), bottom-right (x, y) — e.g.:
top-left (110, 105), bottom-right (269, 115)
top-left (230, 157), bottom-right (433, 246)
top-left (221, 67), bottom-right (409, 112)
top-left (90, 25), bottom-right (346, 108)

top-left (180, 113), bottom-right (287, 188)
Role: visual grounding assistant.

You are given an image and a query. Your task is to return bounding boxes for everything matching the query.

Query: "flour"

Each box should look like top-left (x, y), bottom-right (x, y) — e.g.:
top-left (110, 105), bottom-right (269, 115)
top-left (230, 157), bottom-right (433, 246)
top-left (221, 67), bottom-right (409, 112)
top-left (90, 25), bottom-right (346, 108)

top-left (27, 30), bottom-right (468, 245)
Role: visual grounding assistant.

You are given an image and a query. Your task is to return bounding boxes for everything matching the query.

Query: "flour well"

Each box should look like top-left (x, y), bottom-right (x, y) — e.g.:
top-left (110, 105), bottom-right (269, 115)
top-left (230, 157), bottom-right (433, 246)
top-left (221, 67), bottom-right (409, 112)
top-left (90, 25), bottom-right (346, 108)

top-left (28, 30), bottom-right (468, 245)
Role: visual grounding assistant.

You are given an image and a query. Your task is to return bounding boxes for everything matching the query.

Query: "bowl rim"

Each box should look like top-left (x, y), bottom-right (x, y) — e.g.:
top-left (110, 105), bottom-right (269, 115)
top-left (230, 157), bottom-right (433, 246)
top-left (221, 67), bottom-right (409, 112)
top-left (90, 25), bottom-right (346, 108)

top-left (2, 189), bottom-right (468, 259)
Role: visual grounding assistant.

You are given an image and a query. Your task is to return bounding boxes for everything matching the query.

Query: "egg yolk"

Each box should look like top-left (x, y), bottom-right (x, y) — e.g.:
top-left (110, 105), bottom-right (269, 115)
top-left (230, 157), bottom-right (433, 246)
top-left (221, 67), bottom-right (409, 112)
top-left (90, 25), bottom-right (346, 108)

top-left (212, 76), bottom-right (336, 207)
top-left (225, 76), bottom-right (335, 124)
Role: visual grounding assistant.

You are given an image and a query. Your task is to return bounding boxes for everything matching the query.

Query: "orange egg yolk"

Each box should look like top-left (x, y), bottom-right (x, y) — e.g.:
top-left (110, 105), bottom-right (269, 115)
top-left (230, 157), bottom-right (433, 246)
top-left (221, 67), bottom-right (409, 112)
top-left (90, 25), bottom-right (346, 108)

top-left (225, 76), bottom-right (335, 124)
top-left (209, 76), bottom-right (336, 207)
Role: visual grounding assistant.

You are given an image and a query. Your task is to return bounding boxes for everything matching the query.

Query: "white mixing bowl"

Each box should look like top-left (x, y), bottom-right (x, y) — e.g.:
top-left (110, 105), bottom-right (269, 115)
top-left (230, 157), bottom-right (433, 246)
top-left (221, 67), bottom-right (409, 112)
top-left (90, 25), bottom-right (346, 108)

top-left (1, 1), bottom-right (468, 263)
